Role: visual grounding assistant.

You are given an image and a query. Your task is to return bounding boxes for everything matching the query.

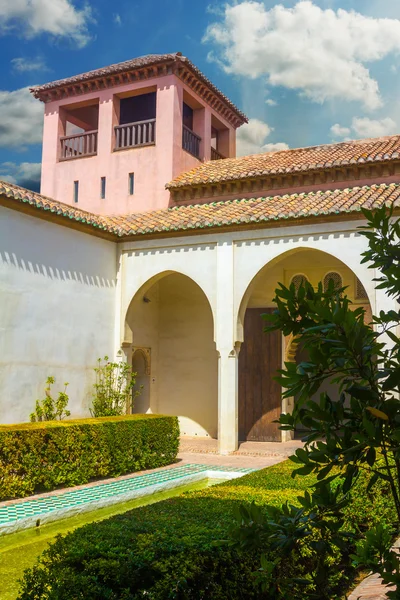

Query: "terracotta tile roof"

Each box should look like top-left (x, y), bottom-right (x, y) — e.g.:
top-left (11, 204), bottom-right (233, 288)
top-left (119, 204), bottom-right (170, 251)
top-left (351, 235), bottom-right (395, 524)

top-left (31, 54), bottom-right (176, 94)
top-left (115, 183), bottom-right (400, 236)
top-left (0, 180), bottom-right (120, 235)
top-left (167, 135), bottom-right (400, 190)
top-left (2, 180), bottom-right (400, 239)
top-left (30, 53), bottom-right (247, 124)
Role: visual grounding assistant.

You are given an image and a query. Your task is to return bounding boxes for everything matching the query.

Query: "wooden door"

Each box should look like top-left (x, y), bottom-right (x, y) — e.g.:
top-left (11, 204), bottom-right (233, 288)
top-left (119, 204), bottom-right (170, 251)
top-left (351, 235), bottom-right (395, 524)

top-left (239, 308), bottom-right (282, 442)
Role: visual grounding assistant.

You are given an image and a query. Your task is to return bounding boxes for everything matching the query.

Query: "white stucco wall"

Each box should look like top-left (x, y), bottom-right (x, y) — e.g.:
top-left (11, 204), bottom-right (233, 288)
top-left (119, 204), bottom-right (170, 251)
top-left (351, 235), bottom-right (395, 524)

top-left (0, 207), bottom-right (117, 423)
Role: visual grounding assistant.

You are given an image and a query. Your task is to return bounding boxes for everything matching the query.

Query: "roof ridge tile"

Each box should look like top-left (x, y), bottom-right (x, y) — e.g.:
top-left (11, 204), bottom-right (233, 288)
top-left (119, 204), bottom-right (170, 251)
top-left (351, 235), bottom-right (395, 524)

top-left (167, 134), bottom-right (400, 191)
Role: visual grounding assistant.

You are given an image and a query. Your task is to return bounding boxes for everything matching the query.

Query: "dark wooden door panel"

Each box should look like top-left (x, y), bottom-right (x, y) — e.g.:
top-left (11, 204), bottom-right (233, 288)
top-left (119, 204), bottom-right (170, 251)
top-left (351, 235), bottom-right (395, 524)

top-left (239, 308), bottom-right (282, 442)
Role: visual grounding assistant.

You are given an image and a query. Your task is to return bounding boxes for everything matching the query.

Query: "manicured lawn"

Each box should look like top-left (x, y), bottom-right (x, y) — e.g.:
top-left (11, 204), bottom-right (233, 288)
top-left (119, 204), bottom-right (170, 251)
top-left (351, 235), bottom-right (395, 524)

top-left (16, 460), bottom-right (395, 599)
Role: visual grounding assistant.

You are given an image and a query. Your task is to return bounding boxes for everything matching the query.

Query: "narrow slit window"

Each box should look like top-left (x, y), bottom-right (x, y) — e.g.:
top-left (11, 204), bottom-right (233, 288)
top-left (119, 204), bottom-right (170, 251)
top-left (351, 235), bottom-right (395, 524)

top-left (73, 181), bottom-right (79, 203)
top-left (100, 176), bottom-right (106, 199)
top-left (129, 172), bottom-right (135, 195)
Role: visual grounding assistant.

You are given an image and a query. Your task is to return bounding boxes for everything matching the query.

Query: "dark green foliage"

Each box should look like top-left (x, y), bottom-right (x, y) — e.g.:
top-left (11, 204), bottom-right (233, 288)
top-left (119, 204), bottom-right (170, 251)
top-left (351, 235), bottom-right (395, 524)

top-left (0, 415), bottom-right (179, 500)
top-left (16, 461), bottom-right (394, 599)
top-left (251, 205), bottom-right (400, 596)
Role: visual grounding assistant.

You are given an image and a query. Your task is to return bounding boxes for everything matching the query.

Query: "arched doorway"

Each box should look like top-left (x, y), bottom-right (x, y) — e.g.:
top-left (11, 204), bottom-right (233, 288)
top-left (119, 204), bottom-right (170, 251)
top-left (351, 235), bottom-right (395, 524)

top-left (237, 248), bottom-right (372, 443)
top-left (131, 348), bottom-right (151, 414)
top-left (125, 272), bottom-right (218, 438)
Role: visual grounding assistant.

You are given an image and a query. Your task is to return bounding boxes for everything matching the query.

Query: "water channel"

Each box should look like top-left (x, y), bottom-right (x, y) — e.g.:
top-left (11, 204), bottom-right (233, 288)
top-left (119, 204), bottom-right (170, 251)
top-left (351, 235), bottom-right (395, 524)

top-left (0, 478), bottom-right (220, 600)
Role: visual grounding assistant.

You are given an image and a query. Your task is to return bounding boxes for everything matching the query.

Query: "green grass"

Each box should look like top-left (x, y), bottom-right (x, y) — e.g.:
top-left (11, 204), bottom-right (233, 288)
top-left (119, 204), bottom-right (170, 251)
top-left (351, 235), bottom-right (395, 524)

top-left (0, 478), bottom-right (216, 600)
top-left (13, 460), bottom-right (396, 599)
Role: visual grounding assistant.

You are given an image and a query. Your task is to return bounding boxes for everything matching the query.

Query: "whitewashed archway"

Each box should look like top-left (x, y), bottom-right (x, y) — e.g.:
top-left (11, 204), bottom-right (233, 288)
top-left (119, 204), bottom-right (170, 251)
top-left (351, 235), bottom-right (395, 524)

top-left (123, 269), bottom-right (218, 438)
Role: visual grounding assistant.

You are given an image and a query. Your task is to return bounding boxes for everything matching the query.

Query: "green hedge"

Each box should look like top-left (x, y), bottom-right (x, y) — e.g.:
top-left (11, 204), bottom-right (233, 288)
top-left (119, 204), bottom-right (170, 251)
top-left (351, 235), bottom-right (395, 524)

top-left (17, 461), bottom-right (396, 599)
top-left (0, 415), bottom-right (179, 500)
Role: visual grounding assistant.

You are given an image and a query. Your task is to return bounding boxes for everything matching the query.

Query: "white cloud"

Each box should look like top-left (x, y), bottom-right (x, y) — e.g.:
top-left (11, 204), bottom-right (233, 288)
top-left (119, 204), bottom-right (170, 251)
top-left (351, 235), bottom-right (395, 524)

top-left (236, 118), bottom-right (289, 156)
top-left (265, 98), bottom-right (277, 106)
top-left (0, 0), bottom-right (93, 47)
top-left (0, 87), bottom-right (43, 148)
top-left (262, 142), bottom-right (290, 152)
top-left (331, 117), bottom-right (398, 140)
top-left (330, 123), bottom-right (351, 138)
top-left (11, 57), bottom-right (48, 72)
top-left (0, 162), bottom-right (41, 190)
top-left (351, 117), bottom-right (398, 138)
top-left (113, 13), bottom-right (121, 26)
top-left (204, 0), bottom-right (400, 110)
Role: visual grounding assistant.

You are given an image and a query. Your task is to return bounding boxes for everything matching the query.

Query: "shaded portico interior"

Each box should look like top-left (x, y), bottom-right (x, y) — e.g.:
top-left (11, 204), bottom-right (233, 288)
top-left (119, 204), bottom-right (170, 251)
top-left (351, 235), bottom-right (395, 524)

top-left (125, 272), bottom-right (218, 438)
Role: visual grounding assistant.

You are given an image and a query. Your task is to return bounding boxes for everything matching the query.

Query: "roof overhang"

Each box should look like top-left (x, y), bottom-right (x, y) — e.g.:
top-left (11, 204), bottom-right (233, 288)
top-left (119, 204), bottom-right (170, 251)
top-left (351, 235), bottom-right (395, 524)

top-left (30, 53), bottom-right (247, 129)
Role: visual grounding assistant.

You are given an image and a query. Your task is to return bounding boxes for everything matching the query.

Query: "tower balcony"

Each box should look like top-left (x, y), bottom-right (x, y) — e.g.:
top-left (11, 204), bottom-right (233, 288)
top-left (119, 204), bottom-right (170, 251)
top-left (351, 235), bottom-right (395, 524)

top-left (60, 130), bottom-right (98, 161)
top-left (114, 118), bottom-right (156, 151)
top-left (182, 125), bottom-right (201, 159)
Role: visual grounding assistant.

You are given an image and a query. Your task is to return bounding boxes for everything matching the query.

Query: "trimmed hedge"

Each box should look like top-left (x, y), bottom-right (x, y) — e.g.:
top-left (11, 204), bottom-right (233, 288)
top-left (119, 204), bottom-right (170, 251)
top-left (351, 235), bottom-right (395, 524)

top-left (17, 461), bottom-right (396, 599)
top-left (0, 415), bottom-right (179, 500)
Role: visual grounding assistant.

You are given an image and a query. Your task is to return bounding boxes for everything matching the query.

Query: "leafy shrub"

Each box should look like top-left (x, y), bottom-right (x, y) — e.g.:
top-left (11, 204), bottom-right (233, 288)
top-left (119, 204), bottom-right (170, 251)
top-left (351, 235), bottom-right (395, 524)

top-left (30, 377), bottom-right (70, 422)
top-left (252, 206), bottom-right (400, 596)
top-left (342, 468), bottom-right (396, 533)
top-left (0, 415), bottom-right (179, 501)
top-left (17, 461), bottom-right (395, 599)
top-left (91, 353), bottom-right (140, 417)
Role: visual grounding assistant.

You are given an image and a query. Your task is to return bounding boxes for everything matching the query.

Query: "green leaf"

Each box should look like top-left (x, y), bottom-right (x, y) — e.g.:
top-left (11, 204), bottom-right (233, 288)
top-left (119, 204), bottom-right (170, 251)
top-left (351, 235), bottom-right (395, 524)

top-left (366, 447), bottom-right (376, 467)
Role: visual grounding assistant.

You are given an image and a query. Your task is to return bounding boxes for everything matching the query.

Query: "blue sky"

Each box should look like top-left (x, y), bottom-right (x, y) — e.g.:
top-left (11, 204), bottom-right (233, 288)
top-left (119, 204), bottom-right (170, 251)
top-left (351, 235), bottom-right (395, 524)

top-left (1, 0), bottom-right (400, 191)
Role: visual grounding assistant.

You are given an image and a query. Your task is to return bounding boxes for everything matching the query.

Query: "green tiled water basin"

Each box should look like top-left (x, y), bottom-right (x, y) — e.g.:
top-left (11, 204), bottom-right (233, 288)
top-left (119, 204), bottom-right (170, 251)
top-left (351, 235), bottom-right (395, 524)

top-left (0, 477), bottom-right (225, 600)
top-left (0, 464), bottom-right (252, 535)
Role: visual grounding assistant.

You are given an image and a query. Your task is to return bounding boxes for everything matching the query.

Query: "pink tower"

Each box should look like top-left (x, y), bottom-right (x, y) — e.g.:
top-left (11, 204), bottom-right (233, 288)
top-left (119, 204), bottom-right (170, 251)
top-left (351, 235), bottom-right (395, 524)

top-left (32, 53), bottom-right (247, 215)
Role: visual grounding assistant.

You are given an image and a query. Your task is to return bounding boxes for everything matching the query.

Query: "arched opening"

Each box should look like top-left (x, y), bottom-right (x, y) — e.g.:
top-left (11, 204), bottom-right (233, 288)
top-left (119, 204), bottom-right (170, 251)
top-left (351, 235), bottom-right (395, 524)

top-left (131, 349), bottom-right (151, 414)
top-left (125, 272), bottom-right (218, 438)
top-left (291, 274), bottom-right (309, 290)
top-left (323, 271), bottom-right (343, 292)
top-left (237, 248), bottom-right (372, 443)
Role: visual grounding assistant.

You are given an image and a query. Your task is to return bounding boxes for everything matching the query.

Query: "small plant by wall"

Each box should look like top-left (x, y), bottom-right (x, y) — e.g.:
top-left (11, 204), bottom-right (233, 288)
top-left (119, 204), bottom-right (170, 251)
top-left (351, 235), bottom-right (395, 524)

top-left (91, 353), bottom-right (141, 417)
top-left (30, 377), bottom-right (70, 422)
top-left (0, 415), bottom-right (179, 501)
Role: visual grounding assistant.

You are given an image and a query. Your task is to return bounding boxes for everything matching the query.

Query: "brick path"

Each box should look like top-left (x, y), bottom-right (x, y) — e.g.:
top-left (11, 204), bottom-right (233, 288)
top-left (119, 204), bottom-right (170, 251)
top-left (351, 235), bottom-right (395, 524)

top-left (179, 436), bottom-right (303, 457)
top-left (348, 572), bottom-right (394, 599)
top-left (348, 538), bottom-right (399, 599)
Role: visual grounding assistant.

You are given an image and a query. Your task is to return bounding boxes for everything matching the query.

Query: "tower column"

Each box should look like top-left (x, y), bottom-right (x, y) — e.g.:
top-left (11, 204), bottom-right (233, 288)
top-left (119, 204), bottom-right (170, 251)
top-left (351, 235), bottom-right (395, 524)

top-left (215, 240), bottom-right (239, 454)
top-left (97, 90), bottom-right (117, 157)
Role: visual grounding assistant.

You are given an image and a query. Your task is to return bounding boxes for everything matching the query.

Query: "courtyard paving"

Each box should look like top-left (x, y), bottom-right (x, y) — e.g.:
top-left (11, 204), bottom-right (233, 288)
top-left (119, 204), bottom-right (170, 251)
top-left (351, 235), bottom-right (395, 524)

top-left (179, 436), bottom-right (304, 456)
top-left (348, 572), bottom-right (394, 599)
